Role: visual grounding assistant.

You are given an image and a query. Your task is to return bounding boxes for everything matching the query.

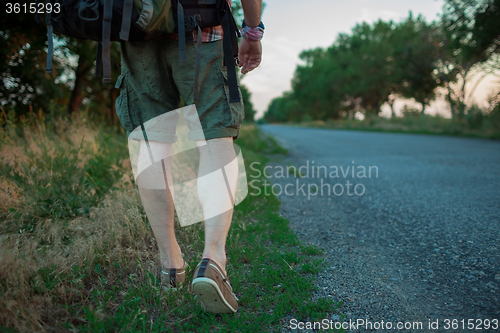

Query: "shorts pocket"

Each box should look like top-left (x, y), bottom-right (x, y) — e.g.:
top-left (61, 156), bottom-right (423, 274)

top-left (115, 74), bottom-right (134, 133)
top-left (220, 66), bottom-right (244, 126)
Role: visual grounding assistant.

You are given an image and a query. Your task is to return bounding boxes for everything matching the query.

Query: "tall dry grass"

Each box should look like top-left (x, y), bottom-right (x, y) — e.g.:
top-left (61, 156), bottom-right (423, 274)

top-left (1, 190), bottom-right (149, 331)
top-left (0, 112), bottom-right (205, 332)
top-left (0, 117), bottom-right (338, 332)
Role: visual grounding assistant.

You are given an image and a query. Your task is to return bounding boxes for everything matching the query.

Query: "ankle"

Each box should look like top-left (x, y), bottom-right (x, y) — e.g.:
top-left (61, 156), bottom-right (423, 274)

top-left (160, 245), bottom-right (184, 269)
top-left (202, 252), bottom-right (227, 275)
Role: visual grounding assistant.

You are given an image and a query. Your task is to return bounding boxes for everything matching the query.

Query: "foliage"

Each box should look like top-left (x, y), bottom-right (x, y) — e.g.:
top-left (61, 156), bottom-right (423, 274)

top-left (240, 84), bottom-right (257, 122)
top-left (391, 14), bottom-right (440, 114)
top-left (0, 8), bottom-right (69, 115)
top-left (472, 0), bottom-right (500, 57)
top-left (264, 4), bottom-right (500, 124)
top-left (292, 110), bottom-right (500, 139)
top-left (265, 15), bottom-right (442, 122)
top-left (0, 6), bottom-right (123, 122)
top-left (437, 0), bottom-right (500, 120)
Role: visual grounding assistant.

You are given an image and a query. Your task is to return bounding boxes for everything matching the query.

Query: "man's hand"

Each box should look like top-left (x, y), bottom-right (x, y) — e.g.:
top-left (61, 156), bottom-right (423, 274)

top-left (239, 38), bottom-right (262, 74)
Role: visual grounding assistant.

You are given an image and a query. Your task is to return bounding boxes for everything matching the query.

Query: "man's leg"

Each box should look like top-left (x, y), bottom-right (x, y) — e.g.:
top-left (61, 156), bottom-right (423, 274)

top-left (136, 140), bottom-right (184, 269)
top-left (196, 137), bottom-right (238, 276)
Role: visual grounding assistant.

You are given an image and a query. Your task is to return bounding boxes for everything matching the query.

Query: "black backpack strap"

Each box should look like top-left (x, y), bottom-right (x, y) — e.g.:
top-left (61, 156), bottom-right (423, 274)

top-left (221, 4), bottom-right (239, 103)
top-left (175, 0), bottom-right (239, 102)
top-left (193, 24), bottom-right (202, 101)
top-left (137, 108), bottom-right (154, 165)
top-left (95, 42), bottom-right (103, 77)
top-left (228, 4), bottom-right (241, 56)
top-left (45, 0), bottom-right (53, 74)
top-left (102, 0), bottom-right (113, 82)
top-left (120, 0), bottom-right (134, 41)
top-left (177, 1), bottom-right (186, 63)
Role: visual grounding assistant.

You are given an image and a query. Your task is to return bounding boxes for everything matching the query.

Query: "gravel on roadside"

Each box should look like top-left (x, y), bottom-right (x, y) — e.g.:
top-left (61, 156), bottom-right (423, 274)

top-left (257, 126), bottom-right (500, 333)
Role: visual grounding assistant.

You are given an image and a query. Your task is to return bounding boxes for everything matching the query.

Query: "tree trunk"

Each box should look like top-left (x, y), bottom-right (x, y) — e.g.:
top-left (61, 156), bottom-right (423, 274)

top-left (446, 81), bottom-right (456, 120)
top-left (421, 102), bottom-right (426, 115)
top-left (68, 56), bottom-right (90, 114)
top-left (108, 88), bottom-right (118, 125)
top-left (388, 99), bottom-right (396, 118)
top-left (374, 98), bottom-right (381, 116)
top-left (458, 69), bottom-right (470, 120)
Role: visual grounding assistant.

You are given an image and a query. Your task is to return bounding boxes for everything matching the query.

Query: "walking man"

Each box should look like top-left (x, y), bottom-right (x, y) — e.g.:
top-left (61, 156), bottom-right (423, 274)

top-left (115, 0), bottom-right (264, 314)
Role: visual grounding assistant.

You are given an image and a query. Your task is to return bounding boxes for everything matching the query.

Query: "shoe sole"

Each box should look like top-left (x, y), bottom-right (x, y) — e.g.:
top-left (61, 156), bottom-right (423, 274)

top-left (191, 277), bottom-right (237, 314)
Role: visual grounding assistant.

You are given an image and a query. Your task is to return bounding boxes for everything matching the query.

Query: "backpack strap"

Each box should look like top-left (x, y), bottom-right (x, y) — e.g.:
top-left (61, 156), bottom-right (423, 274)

top-left (177, 1), bottom-right (187, 63)
top-left (45, 0), bottom-right (54, 74)
top-left (102, 0), bottom-right (113, 82)
top-left (193, 24), bottom-right (202, 101)
top-left (95, 42), bottom-right (103, 77)
top-left (99, 0), bottom-right (132, 78)
top-left (221, 2), bottom-right (239, 103)
top-left (187, 0), bottom-right (240, 103)
top-left (120, 0), bottom-right (135, 41)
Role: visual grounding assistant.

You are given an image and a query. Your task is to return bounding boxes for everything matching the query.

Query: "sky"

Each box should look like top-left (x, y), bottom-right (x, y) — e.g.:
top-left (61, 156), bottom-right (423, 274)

top-left (240, 0), bottom-right (486, 119)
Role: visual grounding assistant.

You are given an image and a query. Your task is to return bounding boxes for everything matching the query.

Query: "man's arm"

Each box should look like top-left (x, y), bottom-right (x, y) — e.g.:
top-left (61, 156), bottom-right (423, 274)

top-left (238, 0), bottom-right (263, 74)
top-left (241, 0), bottom-right (261, 26)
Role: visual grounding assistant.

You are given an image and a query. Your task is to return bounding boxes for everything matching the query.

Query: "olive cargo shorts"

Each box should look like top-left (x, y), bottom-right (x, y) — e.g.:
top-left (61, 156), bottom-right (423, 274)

top-left (115, 39), bottom-right (244, 142)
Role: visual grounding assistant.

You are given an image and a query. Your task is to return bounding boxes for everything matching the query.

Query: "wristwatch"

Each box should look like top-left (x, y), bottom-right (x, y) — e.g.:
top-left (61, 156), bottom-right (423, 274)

top-left (241, 21), bottom-right (265, 41)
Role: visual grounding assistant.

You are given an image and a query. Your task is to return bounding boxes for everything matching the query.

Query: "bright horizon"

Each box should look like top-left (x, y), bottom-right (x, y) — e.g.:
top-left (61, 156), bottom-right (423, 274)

top-left (243, 0), bottom-right (498, 119)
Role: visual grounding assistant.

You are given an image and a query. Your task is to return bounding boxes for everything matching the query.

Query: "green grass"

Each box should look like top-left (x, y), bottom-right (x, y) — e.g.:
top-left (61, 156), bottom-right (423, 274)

top-left (0, 114), bottom-right (343, 332)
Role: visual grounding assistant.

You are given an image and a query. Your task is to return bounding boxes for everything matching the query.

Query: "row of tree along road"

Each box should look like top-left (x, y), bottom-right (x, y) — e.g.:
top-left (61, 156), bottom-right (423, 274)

top-left (264, 0), bottom-right (500, 126)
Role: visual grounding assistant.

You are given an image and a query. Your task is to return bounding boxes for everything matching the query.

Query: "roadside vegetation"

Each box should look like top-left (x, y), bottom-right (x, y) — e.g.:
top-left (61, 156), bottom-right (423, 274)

top-left (291, 106), bottom-right (500, 139)
top-left (0, 112), bottom-right (341, 332)
top-left (263, 0), bottom-right (500, 138)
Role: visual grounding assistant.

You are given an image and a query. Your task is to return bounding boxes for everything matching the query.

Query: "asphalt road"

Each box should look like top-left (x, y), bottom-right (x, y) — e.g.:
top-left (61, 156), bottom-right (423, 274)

top-left (258, 125), bottom-right (500, 332)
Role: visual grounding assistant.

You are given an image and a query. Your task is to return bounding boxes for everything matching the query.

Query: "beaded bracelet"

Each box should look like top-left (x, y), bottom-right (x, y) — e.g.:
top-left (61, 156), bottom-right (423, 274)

top-left (241, 21), bottom-right (265, 41)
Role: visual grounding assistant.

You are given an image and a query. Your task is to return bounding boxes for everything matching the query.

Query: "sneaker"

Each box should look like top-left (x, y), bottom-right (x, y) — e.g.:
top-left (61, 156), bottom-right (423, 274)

top-left (191, 258), bottom-right (239, 314)
top-left (161, 260), bottom-right (188, 291)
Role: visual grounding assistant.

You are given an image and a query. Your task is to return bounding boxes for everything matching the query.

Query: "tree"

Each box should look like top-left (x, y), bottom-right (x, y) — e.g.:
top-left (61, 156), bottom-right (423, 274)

top-left (341, 21), bottom-right (397, 115)
top-left (291, 47), bottom-right (343, 120)
top-left (281, 20), bottom-right (397, 120)
top-left (264, 93), bottom-right (301, 123)
top-left (472, 0), bottom-right (500, 57)
top-left (240, 85), bottom-right (256, 122)
top-left (439, 0), bottom-right (500, 119)
top-left (63, 39), bottom-right (122, 124)
top-left (0, 10), bottom-right (69, 115)
top-left (0, 8), bottom-right (121, 122)
top-left (391, 13), bottom-right (441, 114)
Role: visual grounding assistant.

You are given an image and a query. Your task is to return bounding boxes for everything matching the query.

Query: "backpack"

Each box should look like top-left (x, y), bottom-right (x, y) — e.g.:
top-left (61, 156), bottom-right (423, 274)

top-left (42, 0), bottom-right (240, 102)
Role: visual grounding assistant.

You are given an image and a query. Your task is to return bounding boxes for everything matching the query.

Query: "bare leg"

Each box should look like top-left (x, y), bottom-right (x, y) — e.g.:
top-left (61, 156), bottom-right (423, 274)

top-left (196, 137), bottom-right (238, 276)
top-left (136, 141), bottom-right (184, 269)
